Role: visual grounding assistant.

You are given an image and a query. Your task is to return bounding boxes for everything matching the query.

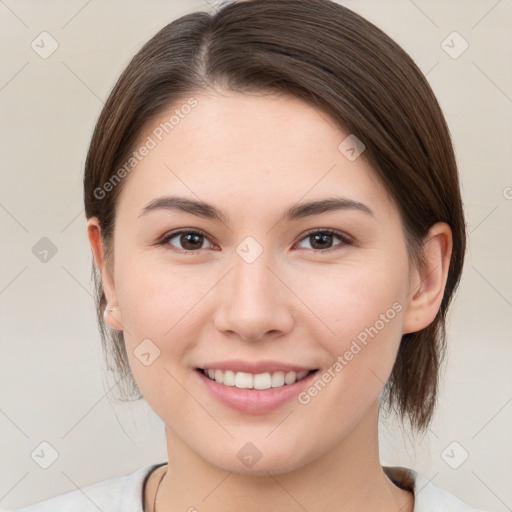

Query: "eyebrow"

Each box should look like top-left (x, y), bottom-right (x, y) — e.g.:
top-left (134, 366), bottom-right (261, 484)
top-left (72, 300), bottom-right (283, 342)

top-left (138, 195), bottom-right (374, 224)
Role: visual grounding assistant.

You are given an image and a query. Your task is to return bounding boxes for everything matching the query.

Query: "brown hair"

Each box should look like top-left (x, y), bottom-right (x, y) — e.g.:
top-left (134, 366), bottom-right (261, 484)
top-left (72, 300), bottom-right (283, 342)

top-left (84, 0), bottom-right (466, 432)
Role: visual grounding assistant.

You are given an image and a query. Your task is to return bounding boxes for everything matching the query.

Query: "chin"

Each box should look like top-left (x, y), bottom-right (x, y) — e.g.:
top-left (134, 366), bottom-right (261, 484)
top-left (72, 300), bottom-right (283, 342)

top-left (204, 442), bottom-right (318, 477)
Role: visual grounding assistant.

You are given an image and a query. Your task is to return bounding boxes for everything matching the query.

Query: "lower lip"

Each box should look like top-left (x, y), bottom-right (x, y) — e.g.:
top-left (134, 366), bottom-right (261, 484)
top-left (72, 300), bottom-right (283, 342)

top-left (196, 369), bottom-right (318, 414)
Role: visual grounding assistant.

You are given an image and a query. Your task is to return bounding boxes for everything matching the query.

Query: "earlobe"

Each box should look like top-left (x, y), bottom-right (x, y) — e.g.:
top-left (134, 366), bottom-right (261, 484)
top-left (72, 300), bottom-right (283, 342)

top-left (86, 218), bottom-right (123, 331)
top-left (103, 306), bottom-right (123, 331)
top-left (402, 222), bottom-right (453, 334)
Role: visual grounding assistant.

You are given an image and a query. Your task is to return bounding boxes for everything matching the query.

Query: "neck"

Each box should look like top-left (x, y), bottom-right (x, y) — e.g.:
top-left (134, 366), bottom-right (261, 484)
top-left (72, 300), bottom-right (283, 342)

top-left (153, 404), bottom-right (414, 512)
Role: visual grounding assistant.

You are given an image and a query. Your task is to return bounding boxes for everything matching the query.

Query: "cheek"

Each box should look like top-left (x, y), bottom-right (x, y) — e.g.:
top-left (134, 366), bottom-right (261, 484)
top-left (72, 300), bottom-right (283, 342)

top-left (292, 252), bottom-right (407, 408)
top-left (113, 258), bottom-right (217, 408)
top-left (116, 264), bottom-right (200, 419)
top-left (115, 255), bottom-right (207, 339)
top-left (295, 253), bottom-right (406, 350)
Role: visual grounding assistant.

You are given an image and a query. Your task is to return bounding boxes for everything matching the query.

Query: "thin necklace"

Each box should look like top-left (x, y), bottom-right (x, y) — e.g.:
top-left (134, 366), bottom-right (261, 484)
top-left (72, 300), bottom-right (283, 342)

top-left (153, 466), bottom-right (168, 512)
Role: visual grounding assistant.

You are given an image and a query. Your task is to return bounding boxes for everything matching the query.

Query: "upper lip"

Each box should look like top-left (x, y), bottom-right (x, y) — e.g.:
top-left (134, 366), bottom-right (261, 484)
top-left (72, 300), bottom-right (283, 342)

top-left (197, 360), bottom-right (317, 374)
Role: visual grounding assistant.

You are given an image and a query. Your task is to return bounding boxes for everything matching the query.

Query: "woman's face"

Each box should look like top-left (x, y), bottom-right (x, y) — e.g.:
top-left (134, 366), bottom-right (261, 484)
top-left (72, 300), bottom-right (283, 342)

top-left (97, 90), bottom-right (418, 474)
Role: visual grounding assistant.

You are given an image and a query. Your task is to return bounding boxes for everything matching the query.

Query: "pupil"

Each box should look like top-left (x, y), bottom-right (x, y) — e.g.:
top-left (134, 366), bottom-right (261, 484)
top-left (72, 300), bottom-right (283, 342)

top-left (312, 233), bottom-right (331, 249)
top-left (182, 233), bottom-right (202, 249)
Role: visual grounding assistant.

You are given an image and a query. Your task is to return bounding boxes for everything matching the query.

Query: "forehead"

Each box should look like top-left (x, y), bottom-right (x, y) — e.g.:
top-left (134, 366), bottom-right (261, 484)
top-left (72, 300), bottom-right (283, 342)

top-left (116, 90), bottom-right (389, 219)
top-left (141, 90), bottom-right (342, 158)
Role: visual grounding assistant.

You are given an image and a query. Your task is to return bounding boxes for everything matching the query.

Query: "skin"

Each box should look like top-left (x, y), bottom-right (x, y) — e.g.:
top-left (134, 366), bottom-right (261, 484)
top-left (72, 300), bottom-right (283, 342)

top-left (87, 89), bottom-right (452, 512)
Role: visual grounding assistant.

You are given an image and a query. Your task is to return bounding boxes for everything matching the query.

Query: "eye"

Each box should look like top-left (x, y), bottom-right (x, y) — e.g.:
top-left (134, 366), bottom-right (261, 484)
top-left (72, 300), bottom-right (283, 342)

top-left (158, 228), bottom-right (352, 254)
top-left (160, 230), bottom-right (215, 252)
top-left (295, 229), bottom-right (352, 252)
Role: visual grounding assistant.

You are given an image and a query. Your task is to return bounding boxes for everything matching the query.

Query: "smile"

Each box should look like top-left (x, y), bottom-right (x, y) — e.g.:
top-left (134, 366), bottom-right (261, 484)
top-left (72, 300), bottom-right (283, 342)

top-left (200, 368), bottom-right (315, 389)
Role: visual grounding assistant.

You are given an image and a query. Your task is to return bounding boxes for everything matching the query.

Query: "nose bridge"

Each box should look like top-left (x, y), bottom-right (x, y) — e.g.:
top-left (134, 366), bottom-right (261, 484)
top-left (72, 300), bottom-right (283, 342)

top-left (214, 245), bottom-right (293, 340)
top-left (232, 251), bottom-right (274, 305)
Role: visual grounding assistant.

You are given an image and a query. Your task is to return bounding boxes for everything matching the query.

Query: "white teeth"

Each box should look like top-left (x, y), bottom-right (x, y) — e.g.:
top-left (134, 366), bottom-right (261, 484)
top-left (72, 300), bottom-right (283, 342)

top-left (271, 371), bottom-right (285, 387)
top-left (202, 368), bottom-right (312, 389)
top-left (253, 372), bottom-right (272, 390)
top-left (284, 371), bottom-right (297, 385)
top-left (234, 371), bottom-right (253, 389)
top-left (223, 370), bottom-right (235, 386)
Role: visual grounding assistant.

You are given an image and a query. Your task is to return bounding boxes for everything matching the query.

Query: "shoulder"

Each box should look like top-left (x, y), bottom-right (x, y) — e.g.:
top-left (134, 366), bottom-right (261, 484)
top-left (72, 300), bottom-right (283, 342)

top-left (384, 466), bottom-right (487, 512)
top-left (7, 463), bottom-right (164, 512)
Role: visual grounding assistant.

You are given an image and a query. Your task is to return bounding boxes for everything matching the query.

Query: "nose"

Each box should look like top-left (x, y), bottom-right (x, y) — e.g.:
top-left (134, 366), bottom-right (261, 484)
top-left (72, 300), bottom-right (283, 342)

top-left (213, 252), bottom-right (294, 343)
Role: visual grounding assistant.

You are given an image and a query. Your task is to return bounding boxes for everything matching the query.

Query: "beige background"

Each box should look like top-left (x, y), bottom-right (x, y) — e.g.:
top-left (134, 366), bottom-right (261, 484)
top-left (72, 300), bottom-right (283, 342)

top-left (1, 0), bottom-right (511, 510)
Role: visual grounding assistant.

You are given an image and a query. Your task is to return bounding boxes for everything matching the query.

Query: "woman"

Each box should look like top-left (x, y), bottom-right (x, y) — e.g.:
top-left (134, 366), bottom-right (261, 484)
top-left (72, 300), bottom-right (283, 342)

top-left (11, 0), bottom-right (484, 510)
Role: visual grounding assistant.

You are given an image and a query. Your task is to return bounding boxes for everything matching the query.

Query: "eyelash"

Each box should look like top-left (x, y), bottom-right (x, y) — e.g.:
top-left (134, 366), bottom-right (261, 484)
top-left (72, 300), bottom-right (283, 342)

top-left (157, 228), bottom-right (353, 254)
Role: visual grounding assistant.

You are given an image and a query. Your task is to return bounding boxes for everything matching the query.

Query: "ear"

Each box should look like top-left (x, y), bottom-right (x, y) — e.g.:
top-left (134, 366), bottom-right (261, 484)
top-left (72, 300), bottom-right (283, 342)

top-left (86, 217), bottom-right (124, 331)
top-left (402, 222), bottom-right (453, 334)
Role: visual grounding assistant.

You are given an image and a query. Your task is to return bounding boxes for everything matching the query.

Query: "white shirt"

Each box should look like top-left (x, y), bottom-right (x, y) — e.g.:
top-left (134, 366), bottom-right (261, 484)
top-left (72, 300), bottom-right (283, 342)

top-left (8, 463), bottom-right (485, 511)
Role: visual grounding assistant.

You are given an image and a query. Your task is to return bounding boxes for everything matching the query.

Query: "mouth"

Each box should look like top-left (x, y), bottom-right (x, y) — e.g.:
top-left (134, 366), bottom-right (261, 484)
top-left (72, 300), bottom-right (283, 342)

top-left (197, 368), bottom-right (317, 390)
top-left (195, 365), bottom-right (320, 414)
